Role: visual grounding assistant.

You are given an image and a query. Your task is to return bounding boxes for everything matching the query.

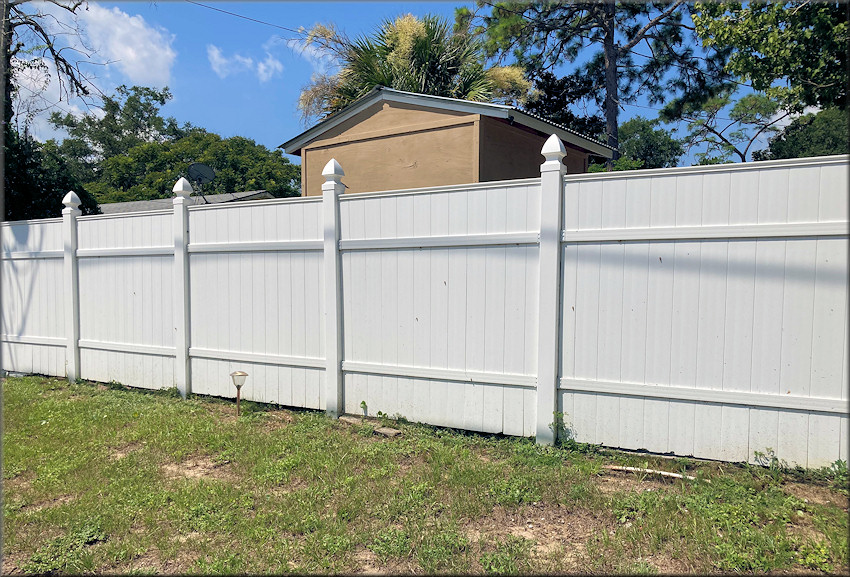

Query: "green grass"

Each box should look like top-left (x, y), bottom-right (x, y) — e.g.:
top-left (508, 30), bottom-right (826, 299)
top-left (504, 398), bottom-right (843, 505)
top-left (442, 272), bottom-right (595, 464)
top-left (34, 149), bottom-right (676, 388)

top-left (3, 375), bottom-right (848, 574)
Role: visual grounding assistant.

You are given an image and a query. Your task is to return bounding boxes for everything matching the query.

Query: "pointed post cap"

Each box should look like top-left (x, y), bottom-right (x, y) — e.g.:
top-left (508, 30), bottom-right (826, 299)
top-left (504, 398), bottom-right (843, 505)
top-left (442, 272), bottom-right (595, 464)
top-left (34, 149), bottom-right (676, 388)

top-left (62, 191), bottom-right (81, 209)
top-left (172, 177), bottom-right (193, 197)
top-left (322, 158), bottom-right (344, 182)
top-left (541, 134), bottom-right (566, 162)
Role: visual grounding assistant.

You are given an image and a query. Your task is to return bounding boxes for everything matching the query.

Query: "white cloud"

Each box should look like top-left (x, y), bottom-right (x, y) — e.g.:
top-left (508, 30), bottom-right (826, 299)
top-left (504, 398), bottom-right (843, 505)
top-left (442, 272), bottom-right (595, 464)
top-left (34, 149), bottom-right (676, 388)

top-left (11, 56), bottom-right (91, 142)
top-left (257, 53), bottom-right (284, 82)
top-left (208, 45), bottom-right (282, 82)
top-left (81, 5), bottom-right (176, 87)
top-left (285, 38), bottom-right (336, 76)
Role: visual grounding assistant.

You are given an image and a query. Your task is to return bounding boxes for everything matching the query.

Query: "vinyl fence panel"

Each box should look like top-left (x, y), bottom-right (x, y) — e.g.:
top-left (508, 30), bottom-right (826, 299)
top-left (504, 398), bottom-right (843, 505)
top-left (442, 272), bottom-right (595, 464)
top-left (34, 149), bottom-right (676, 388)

top-left (1, 219), bottom-right (66, 376)
top-left (76, 211), bottom-right (175, 389)
top-left (558, 157), bottom-right (849, 467)
top-left (2, 152), bottom-right (847, 468)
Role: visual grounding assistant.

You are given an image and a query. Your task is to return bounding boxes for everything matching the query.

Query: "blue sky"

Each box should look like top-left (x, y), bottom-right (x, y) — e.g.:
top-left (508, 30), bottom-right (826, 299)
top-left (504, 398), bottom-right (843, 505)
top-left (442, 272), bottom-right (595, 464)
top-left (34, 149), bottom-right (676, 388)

top-left (17, 1), bottom-right (785, 167)
top-left (22, 1), bottom-right (476, 157)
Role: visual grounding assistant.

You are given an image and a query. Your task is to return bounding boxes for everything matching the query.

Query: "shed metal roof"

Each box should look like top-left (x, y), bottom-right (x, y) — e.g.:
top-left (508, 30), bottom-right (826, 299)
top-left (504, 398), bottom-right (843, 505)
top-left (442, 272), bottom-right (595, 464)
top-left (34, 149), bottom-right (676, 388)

top-left (98, 190), bottom-right (273, 214)
top-left (280, 86), bottom-right (616, 158)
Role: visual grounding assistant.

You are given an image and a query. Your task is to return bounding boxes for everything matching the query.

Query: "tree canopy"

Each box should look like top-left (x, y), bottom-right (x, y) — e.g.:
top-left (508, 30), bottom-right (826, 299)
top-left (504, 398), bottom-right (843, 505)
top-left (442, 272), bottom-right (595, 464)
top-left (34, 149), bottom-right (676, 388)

top-left (464, 1), bottom-right (733, 156)
top-left (753, 108), bottom-right (849, 161)
top-left (4, 126), bottom-right (98, 220)
top-left (48, 85), bottom-right (194, 186)
top-left (86, 131), bottom-right (300, 204)
top-left (617, 116), bottom-right (683, 168)
top-left (667, 91), bottom-right (788, 164)
top-left (297, 14), bottom-right (529, 121)
top-left (693, 1), bottom-right (848, 112)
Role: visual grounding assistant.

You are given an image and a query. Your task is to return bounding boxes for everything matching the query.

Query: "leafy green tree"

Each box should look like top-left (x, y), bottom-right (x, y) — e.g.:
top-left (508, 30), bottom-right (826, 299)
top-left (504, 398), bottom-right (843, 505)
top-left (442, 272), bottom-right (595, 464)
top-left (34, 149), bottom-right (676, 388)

top-left (2, 0), bottom-right (100, 221)
top-left (48, 85), bottom-right (193, 184)
top-left (4, 127), bottom-right (98, 220)
top-left (45, 84), bottom-right (300, 204)
top-left (87, 131), bottom-right (300, 204)
top-left (693, 1), bottom-right (848, 112)
top-left (753, 108), bottom-right (849, 161)
top-left (297, 14), bottom-right (529, 120)
top-left (463, 1), bottom-right (733, 158)
top-left (587, 117), bottom-right (683, 172)
top-left (665, 91), bottom-right (789, 163)
top-left (617, 116), bottom-right (683, 168)
top-left (587, 156), bottom-right (645, 172)
top-left (522, 71), bottom-right (604, 139)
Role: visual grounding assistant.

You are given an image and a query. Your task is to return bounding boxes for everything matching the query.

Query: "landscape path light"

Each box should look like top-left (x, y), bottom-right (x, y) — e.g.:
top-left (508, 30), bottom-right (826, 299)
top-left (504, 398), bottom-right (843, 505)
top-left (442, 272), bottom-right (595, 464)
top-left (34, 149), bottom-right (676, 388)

top-left (230, 371), bottom-right (248, 416)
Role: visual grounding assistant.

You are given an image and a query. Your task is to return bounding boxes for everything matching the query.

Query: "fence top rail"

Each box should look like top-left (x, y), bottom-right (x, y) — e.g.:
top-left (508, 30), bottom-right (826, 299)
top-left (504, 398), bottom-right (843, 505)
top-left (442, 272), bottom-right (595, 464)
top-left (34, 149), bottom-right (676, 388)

top-left (187, 195), bottom-right (321, 212)
top-left (563, 154), bottom-right (849, 184)
top-left (338, 176), bottom-right (541, 202)
top-left (77, 209), bottom-right (173, 222)
top-left (1, 217), bottom-right (62, 226)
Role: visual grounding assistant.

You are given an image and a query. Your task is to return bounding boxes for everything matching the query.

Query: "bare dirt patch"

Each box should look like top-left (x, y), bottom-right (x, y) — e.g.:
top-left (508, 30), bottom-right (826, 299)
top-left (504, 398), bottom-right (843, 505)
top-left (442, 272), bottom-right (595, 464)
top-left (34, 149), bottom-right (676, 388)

top-left (641, 550), bottom-right (694, 574)
top-left (24, 494), bottom-right (74, 513)
top-left (1, 552), bottom-right (30, 575)
top-left (467, 503), bottom-right (612, 570)
top-left (352, 547), bottom-right (385, 574)
top-left (782, 482), bottom-right (849, 510)
top-left (595, 470), bottom-right (678, 494)
top-left (4, 472), bottom-right (33, 492)
top-left (110, 442), bottom-right (143, 460)
top-left (263, 410), bottom-right (294, 431)
top-left (785, 513), bottom-right (826, 544)
top-left (129, 547), bottom-right (197, 575)
top-left (162, 456), bottom-right (236, 481)
top-left (270, 476), bottom-right (310, 496)
top-left (351, 547), bottom-right (414, 575)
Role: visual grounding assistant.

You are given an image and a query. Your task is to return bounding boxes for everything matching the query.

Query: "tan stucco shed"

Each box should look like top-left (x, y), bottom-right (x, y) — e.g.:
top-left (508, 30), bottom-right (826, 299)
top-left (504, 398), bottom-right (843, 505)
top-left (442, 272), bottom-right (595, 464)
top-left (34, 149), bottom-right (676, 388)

top-left (281, 87), bottom-right (616, 197)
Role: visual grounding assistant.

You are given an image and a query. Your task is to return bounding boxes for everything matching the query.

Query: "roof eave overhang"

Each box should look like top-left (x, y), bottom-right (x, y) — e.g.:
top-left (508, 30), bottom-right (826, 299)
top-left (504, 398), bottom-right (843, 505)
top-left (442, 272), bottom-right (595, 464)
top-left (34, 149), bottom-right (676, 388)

top-left (280, 88), bottom-right (615, 158)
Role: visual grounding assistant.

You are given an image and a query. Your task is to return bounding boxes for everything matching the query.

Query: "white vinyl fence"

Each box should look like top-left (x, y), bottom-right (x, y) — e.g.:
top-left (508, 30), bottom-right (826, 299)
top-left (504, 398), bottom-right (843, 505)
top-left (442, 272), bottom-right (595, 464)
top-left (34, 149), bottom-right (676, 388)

top-left (2, 138), bottom-right (847, 468)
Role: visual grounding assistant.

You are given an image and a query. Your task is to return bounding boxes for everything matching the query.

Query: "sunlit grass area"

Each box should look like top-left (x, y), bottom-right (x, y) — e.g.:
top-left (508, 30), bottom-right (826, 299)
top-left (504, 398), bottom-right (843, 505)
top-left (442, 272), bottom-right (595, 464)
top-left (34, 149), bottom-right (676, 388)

top-left (3, 375), bottom-right (848, 574)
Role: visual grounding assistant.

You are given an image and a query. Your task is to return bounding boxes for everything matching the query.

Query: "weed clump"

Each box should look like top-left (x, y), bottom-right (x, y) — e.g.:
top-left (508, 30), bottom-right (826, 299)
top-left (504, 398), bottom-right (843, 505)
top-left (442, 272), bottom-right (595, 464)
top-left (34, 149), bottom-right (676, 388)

top-left (22, 523), bottom-right (106, 574)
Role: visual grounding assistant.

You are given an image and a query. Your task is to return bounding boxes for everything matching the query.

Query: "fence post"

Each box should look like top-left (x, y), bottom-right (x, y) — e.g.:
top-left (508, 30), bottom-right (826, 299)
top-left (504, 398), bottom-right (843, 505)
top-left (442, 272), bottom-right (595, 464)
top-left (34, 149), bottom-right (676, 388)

top-left (62, 192), bottom-right (82, 382)
top-left (322, 159), bottom-right (345, 418)
top-left (173, 177), bottom-right (192, 399)
top-left (536, 135), bottom-right (567, 445)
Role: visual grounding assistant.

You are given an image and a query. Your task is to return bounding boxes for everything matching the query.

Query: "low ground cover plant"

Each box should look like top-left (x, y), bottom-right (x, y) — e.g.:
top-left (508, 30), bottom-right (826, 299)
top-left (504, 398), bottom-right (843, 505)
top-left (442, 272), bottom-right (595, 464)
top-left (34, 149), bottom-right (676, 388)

top-left (3, 375), bottom-right (847, 574)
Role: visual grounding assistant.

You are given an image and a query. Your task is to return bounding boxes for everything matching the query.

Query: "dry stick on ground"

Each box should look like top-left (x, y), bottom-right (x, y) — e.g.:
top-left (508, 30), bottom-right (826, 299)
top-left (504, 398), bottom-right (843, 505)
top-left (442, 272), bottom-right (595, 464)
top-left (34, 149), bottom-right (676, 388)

top-left (604, 465), bottom-right (709, 482)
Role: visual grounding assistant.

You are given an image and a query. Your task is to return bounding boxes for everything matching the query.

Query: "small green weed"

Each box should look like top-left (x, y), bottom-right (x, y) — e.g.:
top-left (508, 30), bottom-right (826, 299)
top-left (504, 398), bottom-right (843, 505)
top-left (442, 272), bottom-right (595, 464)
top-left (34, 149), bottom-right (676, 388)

top-left (480, 536), bottom-right (532, 574)
top-left (254, 455), bottom-right (300, 485)
top-left (370, 528), bottom-right (410, 561)
top-left (796, 540), bottom-right (833, 572)
top-left (22, 523), bottom-right (106, 574)
top-left (194, 552), bottom-right (244, 574)
top-left (417, 529), bottom-right (469, 573)
top-left (488, 476), bottom-right (540, 506)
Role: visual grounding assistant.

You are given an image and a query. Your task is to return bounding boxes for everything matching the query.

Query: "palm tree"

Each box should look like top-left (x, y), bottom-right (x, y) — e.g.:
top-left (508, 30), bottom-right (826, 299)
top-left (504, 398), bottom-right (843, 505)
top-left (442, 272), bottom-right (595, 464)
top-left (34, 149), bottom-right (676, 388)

top-left (297, 14), bottom-right (527, 121)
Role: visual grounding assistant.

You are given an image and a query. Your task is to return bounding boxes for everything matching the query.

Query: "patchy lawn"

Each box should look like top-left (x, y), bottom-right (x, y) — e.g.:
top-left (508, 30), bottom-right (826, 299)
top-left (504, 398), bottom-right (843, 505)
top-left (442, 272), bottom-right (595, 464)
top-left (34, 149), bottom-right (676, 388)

top-left (2, 375), bottom-right (847, 574)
